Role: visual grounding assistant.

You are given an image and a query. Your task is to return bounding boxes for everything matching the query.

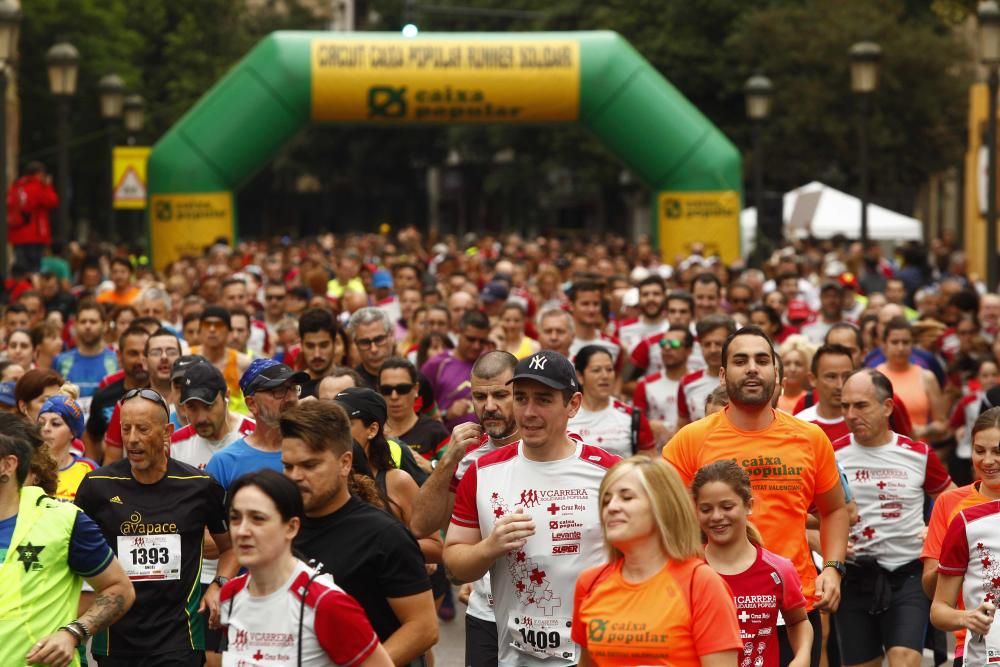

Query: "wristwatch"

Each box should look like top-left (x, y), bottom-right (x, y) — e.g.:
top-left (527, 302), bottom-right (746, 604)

top-left (212, 575), bottom-right (230, 587)
top-left (823, 560), bottom-right (847, 576)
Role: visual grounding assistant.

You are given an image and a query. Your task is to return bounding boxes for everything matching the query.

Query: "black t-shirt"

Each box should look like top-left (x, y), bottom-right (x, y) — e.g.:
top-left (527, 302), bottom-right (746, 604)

top-left (400, 416), bottom-right (450, 459)
top-left (85, 378), bottom-right (126, 442)
top-left (354, 364), bottom-right (379, 390)
top-left (294, 496), bottom-right (431, 641)
top-left (75, 458), bottom-right (228, 656)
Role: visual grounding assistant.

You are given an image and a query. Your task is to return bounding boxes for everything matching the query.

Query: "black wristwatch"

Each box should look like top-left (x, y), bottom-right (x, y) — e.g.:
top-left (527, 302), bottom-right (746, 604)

top-left (211, 575), bottom-right (229, 587)
top-left (823, 560), bottom-right (847, 576)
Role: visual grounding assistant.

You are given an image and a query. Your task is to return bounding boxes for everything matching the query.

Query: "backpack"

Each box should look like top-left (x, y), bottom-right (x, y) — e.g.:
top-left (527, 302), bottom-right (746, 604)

top-left (6, 181), bottom-right (30, 228)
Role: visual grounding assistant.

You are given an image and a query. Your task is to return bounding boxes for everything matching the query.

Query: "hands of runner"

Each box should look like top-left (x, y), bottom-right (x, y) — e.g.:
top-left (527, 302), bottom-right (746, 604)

top-left (200, 583), bottom-right (222, 629)
top-left (444, 422), bottom-right (483, 466)
top-left (458, 583), bottom-right (473, 605)
top-left (486, 507), bottom-right (535, 558)
top-left (25, 629), bottom-right (78, 667)
top-left (813, 567), bottom-right (842, 613)
top-left (965, 601), bottom-right (996, 637)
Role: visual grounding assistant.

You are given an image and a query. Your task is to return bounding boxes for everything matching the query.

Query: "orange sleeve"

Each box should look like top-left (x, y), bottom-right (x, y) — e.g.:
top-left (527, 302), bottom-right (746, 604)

top-left (921, 491), bottom-right (960, 560)
top-left (662, 426), bottom-right (697, 486)
top-left (810, 427), bottom-right (841, 496)
top-left (689, 565), bottom-right (742, 657)
top-left (571, 572), bottom-right (590, 649)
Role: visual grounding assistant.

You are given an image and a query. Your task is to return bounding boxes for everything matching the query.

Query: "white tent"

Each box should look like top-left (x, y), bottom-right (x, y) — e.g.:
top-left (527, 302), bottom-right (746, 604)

top-left (741, 181), bottom-right (924, 255)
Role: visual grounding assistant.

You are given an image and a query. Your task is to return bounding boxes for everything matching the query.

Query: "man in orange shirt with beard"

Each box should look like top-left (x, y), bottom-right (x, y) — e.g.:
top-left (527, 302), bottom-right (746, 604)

top-left (663, 326), bottom-right (849, 667)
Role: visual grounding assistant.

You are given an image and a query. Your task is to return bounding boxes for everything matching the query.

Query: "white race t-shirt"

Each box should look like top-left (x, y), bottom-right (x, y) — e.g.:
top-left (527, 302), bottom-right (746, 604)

top-left (219, 560), bottom-right (379, 667)
top-left (834, 432), bottom-right (951, 570)
top-left (568, 400), bottom-right (651, 458)
top-left (452, 441), bottom-right (620, 666)
top-left (569, 333), bottom-right (622, 365)
top-left (634, 371), bottom-right (680, 427)
top-left (616, 317), bottom-right (668, 354)
top-left (677, 368), bottom-right (719, 422)
top-left (938, 500), bottom-right (1000, 666)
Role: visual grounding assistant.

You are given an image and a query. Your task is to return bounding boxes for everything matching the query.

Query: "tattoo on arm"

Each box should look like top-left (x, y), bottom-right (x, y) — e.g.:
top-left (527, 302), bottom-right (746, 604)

top-left (80, 590), bottom-right (128, 633)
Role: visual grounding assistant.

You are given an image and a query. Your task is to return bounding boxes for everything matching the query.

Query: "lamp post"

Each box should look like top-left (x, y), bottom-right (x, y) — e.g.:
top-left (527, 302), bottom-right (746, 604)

top-left (0, 0), bottom-right (20, 280)
top-left (849, 41), bottom-right (882, 247)
top-left (45, 41), bottom-right (80, 246)
top-left (981, 1), bottom-right (1000, 291)
top-left (744, 74), bottom-right (773, 241)
top-left (98, 73), bottom-right (125, 240)
top-left (122, 94), bottom-right (144, 144)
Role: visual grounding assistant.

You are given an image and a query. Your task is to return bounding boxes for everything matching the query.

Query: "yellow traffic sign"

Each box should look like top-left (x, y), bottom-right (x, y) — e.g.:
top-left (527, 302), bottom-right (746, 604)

top-left (112, 146), bottom-right (150, 210)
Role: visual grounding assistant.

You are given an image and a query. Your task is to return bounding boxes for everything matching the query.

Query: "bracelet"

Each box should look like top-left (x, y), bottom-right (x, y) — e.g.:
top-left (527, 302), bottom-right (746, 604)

top-left (59, 624), bottom-right (84, 647)
top-left (69, 620), bottom-right (92, 639)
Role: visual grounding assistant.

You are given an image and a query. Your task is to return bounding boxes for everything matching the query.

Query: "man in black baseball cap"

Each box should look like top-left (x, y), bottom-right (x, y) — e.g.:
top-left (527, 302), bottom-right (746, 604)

top-left (444, 354), bottom-right (620, 666)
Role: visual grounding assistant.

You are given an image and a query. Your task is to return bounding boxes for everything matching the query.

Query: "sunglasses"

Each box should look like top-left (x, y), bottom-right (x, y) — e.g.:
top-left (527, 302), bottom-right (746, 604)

top-left (379, 383), bottom-right (415, 396)
top-left (356, 334), bottom-right (389, 349)
top-left (659, 338), bottom-right (684, 349)
top-left (121, 388), bottom-right (170, 417)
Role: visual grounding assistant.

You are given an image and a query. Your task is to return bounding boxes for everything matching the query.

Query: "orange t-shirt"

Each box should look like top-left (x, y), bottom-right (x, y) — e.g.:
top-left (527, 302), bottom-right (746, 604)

top-left (920, 482), bottom-right (995, 658)
top-left (663, 408), bottom-right (841, 606)
top-left (572, 558), bottom-right (741, 666)
top-left (96, 286), bottom-right (141, 306)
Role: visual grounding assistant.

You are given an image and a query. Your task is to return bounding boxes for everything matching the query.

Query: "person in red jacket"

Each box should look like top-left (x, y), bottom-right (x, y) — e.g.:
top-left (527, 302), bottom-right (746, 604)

top-left (7, 161), bottom-right (59, 273)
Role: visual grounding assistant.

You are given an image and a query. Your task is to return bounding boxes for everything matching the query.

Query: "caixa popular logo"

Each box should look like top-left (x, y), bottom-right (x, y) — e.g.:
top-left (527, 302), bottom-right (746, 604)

top-left (368, 86), bottom-right (407, 118)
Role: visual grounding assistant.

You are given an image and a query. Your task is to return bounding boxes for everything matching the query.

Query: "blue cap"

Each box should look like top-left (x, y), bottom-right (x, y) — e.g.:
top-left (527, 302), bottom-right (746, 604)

top-left (372, 270), bottom-right (393, 289)
top-left (239, 358), bottom-right (309, 396)
top-left (39, 395), bottom-right (85, 439)
top-left (0, 382), bottom-right (15, 407)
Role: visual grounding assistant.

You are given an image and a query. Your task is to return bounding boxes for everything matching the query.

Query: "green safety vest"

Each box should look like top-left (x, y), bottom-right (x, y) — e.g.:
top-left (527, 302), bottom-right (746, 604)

top-left (0, 486), bottom-right (89, 667)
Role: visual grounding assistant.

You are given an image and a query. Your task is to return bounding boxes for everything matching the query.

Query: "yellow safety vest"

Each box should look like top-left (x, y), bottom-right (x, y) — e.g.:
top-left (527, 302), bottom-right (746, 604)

top-left (0, 486), bottom-right (88, 667)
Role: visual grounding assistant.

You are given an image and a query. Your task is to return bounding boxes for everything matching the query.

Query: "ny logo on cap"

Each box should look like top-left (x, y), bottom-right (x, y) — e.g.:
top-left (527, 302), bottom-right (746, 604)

top-left (529, 355), bottom-right (547, 370)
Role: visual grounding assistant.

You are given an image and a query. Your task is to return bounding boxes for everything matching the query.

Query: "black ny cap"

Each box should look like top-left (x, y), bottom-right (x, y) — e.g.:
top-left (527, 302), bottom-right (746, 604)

top-left (508, 351), bottom-right (579, 392)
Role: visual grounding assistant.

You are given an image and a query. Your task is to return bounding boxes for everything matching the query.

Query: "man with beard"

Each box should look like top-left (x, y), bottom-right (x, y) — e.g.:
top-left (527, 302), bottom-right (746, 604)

top-left (84, 325), bottom-right (150, 461)
top-left (206, 358), bottom-right (307, 489)
top-left (634, 325), bottom-right (693, 446)
top-left (283, 401), bottom-right (438, 666)
top-left (616, 275), bottom-right (668, 353)
top-left (412, 351), bottom-right (520, 666)
top-left (171, 362), bottom-right (256, 470)
top-left (297, 308), bottom-right (340, 398)
top-left (191, 306), bottom-right (252, 415)
top-left (55, 301), bottom-right (119, 410)
top-left (664, 326), bottom-right (849, 665)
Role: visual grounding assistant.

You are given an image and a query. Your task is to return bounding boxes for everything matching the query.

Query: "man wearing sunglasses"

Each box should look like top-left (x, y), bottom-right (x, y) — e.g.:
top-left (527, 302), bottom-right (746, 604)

top-left (205, 358), bottom-right (308, 490)
top-left (633, 325), bottom-right (693, 447)
top-left (76, 387), bottom-right (237, 667)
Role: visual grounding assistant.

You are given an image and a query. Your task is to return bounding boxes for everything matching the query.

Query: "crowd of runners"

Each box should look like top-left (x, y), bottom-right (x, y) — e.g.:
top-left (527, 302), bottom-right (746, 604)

top-left (1, 229), bottom-right (999, 667)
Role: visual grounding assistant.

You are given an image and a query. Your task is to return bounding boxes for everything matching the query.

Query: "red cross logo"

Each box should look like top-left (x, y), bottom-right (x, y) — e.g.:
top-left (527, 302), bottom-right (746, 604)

top-left (494, 507), bottom-right (505, 518)
top-left (516, 580), bottom-right (525, 592)
top-left (862, 526), bottom-right (876, 539)
top-left (983, 557), bottom-right (992, 569)
top-left (876, 481), bottom-right (887, 490)
top-left (530, 567), bottom-right (546, 585)
top-left (516, 551), bottom-right (526, 562)
top-left (738, 610), bottom-right (751, 623)
top-left (253, 650), bottom-right (264, 661)
top-left (547, 503), bottom-right (560, 515)
top-left (992, 577), bottom-right (1000, 589)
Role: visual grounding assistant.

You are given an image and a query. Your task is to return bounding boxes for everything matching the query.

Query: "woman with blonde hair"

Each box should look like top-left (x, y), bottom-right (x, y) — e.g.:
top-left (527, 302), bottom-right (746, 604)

top-left (694, 460), bottom-right (812, 667)
top-left (571, 456), bottom-right (740, 666)
top-left (777, 335), bottom-right (815, 414)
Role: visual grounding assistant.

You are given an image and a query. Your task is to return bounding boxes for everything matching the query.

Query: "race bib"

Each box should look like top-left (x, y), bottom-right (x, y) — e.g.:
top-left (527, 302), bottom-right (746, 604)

top-left (118, 534), bottom-right (181, 581)
top-left (509, 613), bottom-right (576, 661)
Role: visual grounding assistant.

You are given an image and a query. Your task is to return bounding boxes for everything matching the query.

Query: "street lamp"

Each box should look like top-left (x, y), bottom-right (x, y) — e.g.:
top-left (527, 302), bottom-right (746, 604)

top-left (744, 74), bottom-right (773, 242)
top-left (122, 94), bottom-right (144, 143)
top-left (46, 41), bottom-right (80, 246)
top-left (980, 0), bottom-right (1000, 290)
top-left (0, 0), bottom-right (20, 280)
top-left (98, 73), bottom-right (125, 239)
top-left (849, 41), bottom-right (882, 247)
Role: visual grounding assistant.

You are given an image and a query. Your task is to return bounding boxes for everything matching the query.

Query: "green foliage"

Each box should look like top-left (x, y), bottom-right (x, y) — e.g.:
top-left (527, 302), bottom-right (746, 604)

top-left (16, 0), bottom-right (975, 239)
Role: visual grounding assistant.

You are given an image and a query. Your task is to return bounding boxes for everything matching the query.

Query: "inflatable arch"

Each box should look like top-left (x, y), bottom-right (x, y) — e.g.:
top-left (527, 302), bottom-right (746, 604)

top-left (147, 31), bottom-right (741, 268)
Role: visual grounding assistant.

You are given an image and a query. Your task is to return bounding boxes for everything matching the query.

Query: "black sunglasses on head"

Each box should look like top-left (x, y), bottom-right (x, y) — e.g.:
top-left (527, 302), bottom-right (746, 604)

top-left (121, 388), bottom-right (170, 417)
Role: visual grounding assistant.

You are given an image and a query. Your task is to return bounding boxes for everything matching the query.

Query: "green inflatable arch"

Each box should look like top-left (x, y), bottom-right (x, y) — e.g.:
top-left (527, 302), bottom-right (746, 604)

top-left (147, 31), bottom-right (741, 269)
